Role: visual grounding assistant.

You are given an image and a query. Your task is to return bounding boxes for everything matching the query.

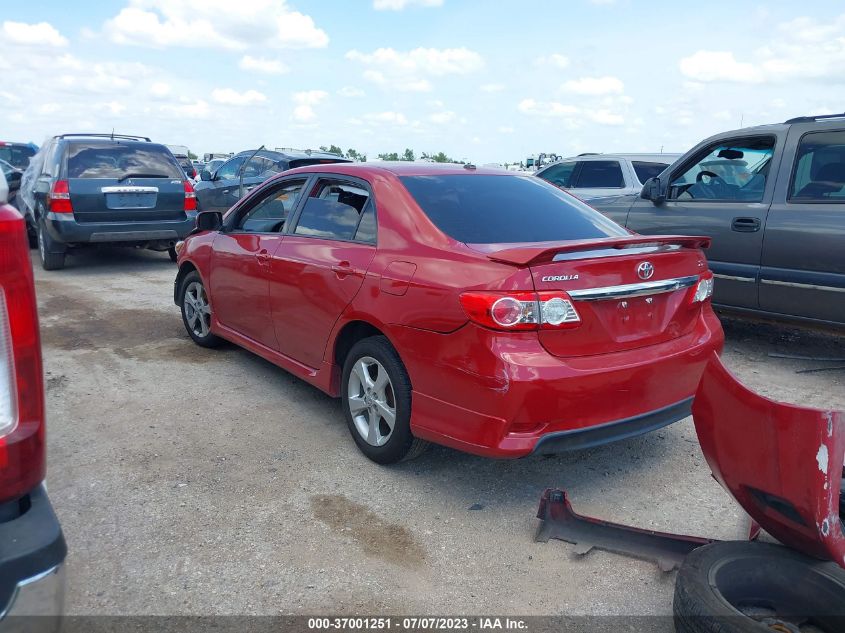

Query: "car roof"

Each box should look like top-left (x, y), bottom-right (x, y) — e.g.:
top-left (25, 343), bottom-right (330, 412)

top-left (283, 162), bottom-right (516, 178)
top-left (558, 153), bottom-right (683, 163)
top-left (234, 148), bottom-right (351, 162)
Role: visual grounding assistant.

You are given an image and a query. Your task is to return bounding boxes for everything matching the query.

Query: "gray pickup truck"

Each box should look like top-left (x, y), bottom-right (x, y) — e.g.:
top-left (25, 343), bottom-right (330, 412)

top-left (590, 113), bottom-right (845, 328)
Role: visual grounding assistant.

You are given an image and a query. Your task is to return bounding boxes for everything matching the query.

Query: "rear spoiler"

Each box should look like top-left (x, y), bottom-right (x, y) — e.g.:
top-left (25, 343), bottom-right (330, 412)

top-left (484, 235), bottom-right (711, 266)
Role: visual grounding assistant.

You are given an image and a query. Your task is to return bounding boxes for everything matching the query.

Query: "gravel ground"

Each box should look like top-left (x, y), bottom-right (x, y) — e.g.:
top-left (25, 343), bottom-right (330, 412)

top-left (34, 247), bottom-right (845, 617)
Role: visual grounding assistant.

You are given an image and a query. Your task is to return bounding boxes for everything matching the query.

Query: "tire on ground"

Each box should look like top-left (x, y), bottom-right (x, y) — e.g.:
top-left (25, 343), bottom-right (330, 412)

top-left (179, 270), bottom-right (222, 348)
top-left (37, 216), bottom-right (66, 271)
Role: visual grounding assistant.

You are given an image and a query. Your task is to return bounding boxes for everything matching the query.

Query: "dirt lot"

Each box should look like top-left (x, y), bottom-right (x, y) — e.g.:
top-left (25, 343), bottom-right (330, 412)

top-left (35, 248), bottom-right (845, 617)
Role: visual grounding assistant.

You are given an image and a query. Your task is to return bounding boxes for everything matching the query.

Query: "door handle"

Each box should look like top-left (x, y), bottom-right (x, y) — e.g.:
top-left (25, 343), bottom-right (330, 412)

top-left (255, 249), bottom-right (271, 265)
top-left (331, 261), bottom-right (362, 277)
top-left (731, 217), bottom-right (761, 232)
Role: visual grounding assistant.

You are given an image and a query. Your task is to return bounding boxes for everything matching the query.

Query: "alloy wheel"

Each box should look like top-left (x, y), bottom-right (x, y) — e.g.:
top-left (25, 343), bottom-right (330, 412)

top-left (347, 356), bottom-right (396, 447)
top-left (183, 281), bottom-right (211, 338)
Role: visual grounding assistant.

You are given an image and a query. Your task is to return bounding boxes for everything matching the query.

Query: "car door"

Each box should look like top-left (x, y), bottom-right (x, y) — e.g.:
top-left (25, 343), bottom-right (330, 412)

top-left (759, 125), bottom-right (845, 324)
top-left (209, 176), bottom-right (310, 350)
top-left (625, 134), bottom-right (780, 309)
top-left (269, 176), bottom-right (377, 369)
top-left (196, 155), bottom-right (244, 212)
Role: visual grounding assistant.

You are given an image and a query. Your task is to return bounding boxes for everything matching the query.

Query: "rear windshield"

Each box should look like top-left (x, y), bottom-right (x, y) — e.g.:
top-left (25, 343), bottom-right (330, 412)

top-left (400, 174), bottom-right (628, 244)
top-left (0, 144), bottom-right (36, 169)
top-left (66, 143), bottom-right (183, 179)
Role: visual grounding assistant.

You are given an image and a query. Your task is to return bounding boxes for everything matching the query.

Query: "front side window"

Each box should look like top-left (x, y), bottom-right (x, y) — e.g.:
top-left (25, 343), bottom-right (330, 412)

top-left (294, 179), bottom-right (373, 241)
top-left (632, 161), bottom-right (670, 184)
top-left (65, 143), bottom-right (184, 179)
top-left (401, 174), bottom-right (627, 244)
top-left (215, 156), bottom-right (245, 180)
top-left (573, 160), bottom-right (624, 188)
top-left (538, 162), bottom-right (576, 188)
top-left (668, 137), bottom-right (774, 202)
top-left (238, 179), bottom-right (307, 233)
top-left (0, 145), bottom-right (35, 169)
top-left (790, 131), bottom-right (845, 202)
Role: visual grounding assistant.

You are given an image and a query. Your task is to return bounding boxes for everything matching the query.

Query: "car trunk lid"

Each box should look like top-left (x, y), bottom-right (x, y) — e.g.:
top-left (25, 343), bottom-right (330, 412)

top-left (471, 235), bottom-right (711, 357)
top-left (69, 177), bottom-right (187, 223)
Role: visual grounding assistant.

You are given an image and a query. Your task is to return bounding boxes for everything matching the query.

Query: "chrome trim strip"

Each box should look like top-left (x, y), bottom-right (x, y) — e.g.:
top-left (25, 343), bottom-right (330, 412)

top-left (0, 563), bottom-right (65, 619)
top-left (100, 186), bottom-right (159, 193)
top-left (552, 244), bottom-right (681, 262)
top-left (713, 274), bottom-right (756, 283)
top-left (568, 275), bottom-right (699, 301)
top-left (761, 279), bottom-right (845, 293)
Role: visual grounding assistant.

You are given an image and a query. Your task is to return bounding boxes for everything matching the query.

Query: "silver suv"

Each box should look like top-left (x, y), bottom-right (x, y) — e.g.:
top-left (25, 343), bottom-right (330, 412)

top-left (535, 153), bottom-right (681, 200)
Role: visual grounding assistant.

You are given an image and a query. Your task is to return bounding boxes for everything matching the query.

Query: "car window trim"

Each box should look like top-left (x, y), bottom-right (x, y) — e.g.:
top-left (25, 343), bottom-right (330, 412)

top-left (665, 134), bottom-right (777, 203)
top-left (786, 129), bottom-right (845, 205)
top-left (572, 160), bottom-right (625, 189)
top-left (286, 173), bottom-right (378, 246)
top-left (223, 175), bottom-right (314, 234)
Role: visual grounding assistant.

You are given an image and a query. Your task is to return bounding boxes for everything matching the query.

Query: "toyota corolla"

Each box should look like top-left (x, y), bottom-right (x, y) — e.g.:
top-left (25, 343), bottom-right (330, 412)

top-left (173, 163), bottom-right (723, 463)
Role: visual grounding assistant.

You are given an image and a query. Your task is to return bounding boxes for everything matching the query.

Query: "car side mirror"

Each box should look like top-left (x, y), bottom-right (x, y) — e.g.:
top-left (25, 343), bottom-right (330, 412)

top-left (196, 210), bottom-right (223, 232)
top-left (199, 170), bottom-right (213, 181)
top-left (641, 177), bottom-right (666, 205)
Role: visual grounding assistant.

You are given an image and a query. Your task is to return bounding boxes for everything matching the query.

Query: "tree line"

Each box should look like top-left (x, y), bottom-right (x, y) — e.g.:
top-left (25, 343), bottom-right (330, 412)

top-left (319, 145), bottom-right (462, 164)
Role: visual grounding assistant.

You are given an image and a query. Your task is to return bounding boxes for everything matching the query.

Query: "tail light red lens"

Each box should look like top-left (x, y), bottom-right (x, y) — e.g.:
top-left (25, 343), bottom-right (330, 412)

top-left (689, 272), bottom-right (715, 304)
top-left (460, 291), bottom-right (580, 331)
top-left (48, 180), bottom-right (73, 214)
top-left (0, 205), bottom-right (45, 503)
top-left (183, 180), bottom-right (197, 212)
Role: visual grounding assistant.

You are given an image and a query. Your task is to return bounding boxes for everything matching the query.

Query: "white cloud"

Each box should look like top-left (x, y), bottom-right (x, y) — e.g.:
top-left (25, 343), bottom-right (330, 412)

top-left (291, 90), bottom-right (328, 122)
top-left (211, 88), bottom-right (267, 105)
top-left (587, 109), bottom-right (624, 126)
top-left (1, 21), bottom-right (68, 47)
top-left (562, 76), bottom-right (624, 95)
top-left (364, 111), bottom-right (409, 125)
top-left (679, 51), bottom-right (763, 83)
top-left (239, 55), bottom-right (289, 75)
top-left (518, 99), bottom-right (578, 117)
top-left (536, 53), bottom-right (570, 69)
top-left (104, 0), bottom-right (328, 50)
top-left (518, 99), bottom-right (625, 126)
top-left (429, 111), bottom-right (456, 124)
top-left (150, 82), bottom-right (171, 98)
top-left (338, 86), bottom-right (365, 97)
top-left (480, 83), bottom-right (505, 93)
top-left (373, 0), bottom-right (443, 9)
top-left (347, 47), bottom-right (484, 92)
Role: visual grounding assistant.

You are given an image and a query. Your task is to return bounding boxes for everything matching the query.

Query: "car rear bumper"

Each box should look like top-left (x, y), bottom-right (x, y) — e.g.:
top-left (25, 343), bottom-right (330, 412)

top-left (0, 485), bottom-right (67, 626)
top-left (44, 211), bottom-right (197, 246)
top-left (395, 306), bottom-right (723, 458)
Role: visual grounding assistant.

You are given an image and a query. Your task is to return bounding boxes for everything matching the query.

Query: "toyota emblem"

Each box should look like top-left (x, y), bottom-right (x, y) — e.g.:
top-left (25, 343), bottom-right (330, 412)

top-left (637, 261), bottom-right (654, 280)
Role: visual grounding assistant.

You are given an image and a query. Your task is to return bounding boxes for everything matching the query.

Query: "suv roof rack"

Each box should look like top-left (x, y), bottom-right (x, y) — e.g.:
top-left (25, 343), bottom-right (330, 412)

top-left (56, 133), bottom-right (152, 142)
top-left (577, 152), bottom-right (601, 156)
top-left (784, 113), bottom-right (845, 124)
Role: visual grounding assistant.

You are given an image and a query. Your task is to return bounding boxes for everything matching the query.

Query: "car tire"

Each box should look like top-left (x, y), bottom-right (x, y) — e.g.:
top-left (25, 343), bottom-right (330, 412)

top-left (37, 217), bottom-right (66, 271)
top-left (167, 247), bottom-right (178, 263)
top-left (673, 541), bottom-right (845, 633)
top-left (341, 336), bottom-right (428, 464)
top-left (179, 271), bottom-right (222, 348)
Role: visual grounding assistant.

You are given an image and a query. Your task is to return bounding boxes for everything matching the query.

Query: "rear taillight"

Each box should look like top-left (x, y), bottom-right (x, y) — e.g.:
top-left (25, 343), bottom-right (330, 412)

top-left (183, 180), bottom-right (197, 211)
top-left (460, 291), bottom-right (581, 331)
top-left (0, 205), bottom-right (45, 503)
top-left (48, 180), bottom-right (73, 214)
top-left (689, 272), bottom-right (715, 304)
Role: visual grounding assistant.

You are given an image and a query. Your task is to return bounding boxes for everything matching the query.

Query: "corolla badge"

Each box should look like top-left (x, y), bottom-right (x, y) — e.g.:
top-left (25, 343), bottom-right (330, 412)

top-left (541, 274), bottom-right (579, 282)
top-left (637, 261), bottom-right (655, 280)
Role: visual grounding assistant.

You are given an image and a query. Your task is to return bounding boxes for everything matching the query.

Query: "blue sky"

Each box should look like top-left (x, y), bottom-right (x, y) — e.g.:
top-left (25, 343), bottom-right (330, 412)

top-left (2, 0), bottom-right (844, 163)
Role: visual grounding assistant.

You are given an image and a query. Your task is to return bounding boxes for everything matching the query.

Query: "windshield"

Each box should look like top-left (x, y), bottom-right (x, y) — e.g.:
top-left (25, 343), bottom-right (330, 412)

top-left (400, 174), bottom-right (628, 244)
top-left (66, 143), bottom-right (184, 179)
top-left (0, 145), bottom-right (36, 169)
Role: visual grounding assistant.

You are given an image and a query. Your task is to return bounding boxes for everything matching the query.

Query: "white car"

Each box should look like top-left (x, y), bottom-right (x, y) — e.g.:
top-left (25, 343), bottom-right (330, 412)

top-left (534, 153), bottom-right (682, 200)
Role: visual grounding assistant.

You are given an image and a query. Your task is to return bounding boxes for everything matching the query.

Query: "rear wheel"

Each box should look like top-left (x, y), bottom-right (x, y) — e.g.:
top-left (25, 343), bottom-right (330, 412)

top-left (179, 271), bottom-right (221, 348)
top-left (341, 336), bottom-right (428, 464)
top-left (674, 540), bottom-right (845, 633)
top-left (37, 217), bottom-right (66, 271)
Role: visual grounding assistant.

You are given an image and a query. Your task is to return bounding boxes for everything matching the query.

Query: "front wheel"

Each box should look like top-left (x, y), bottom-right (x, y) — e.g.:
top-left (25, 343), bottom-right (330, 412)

top-left (341, 336), bottom-right (428, 464)
top-left (179, 271), bottom-right (221, 348)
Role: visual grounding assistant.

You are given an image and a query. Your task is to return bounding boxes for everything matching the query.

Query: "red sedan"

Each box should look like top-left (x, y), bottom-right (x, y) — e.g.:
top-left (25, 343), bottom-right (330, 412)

top-left (174, 163), bottom-right (723, 463)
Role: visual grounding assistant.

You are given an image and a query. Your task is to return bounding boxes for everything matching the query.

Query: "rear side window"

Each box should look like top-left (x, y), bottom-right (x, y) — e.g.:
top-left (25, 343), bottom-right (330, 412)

top-left (66, 143), bottom-right (183, 179)
top-left (0, 144), bottom-right (36, 169)
top-left (538, 162), bottom-right (576, 188)
top-left (294, 179), bottom-right (374, 242)
top-left (573, 160), bottom-right (624, 188)
top-left (400, 174), bottom-right (628, 244)
top-left (632, 161), bottom-right (669, 184)
top-left (790, 131), bottom-right (845, 202)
